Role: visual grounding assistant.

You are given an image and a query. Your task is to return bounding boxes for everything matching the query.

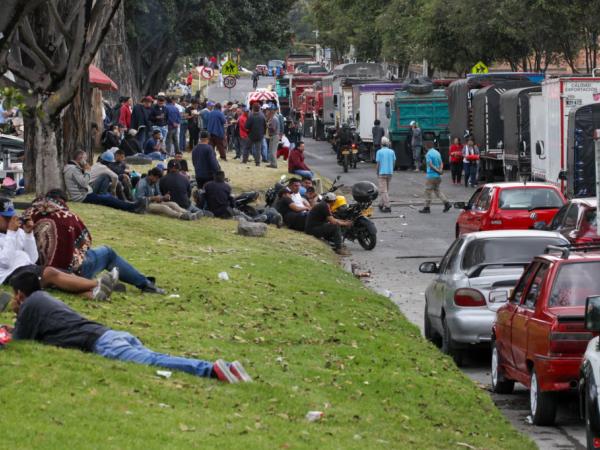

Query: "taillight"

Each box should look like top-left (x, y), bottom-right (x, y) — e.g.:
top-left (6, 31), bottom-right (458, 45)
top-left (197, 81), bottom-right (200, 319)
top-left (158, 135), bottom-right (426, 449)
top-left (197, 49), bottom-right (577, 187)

top-left (352, 144), bottom-right (357, 149)
top-left (548, 331), bottom-right (593, 355)
top-left (454, 288), bottom-right (486, 307)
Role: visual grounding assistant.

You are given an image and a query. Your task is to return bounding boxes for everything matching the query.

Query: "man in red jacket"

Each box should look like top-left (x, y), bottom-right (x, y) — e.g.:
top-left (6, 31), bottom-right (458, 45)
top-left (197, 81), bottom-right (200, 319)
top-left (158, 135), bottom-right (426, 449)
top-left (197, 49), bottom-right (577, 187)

top-left (287, 141), bottom-right (313, 179)
top-left (118, 96), bottom-right (132, 130)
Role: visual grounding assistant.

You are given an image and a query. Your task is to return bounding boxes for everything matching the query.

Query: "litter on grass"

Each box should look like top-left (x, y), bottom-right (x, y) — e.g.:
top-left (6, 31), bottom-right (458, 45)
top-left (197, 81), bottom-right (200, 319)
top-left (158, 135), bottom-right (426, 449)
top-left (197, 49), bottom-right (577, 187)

top-left (305, 411), bottom-right (324, 422)
top-left (218, 272), bottom-right (230, 281)
top-left (156, 370), bottom-right (172, 378)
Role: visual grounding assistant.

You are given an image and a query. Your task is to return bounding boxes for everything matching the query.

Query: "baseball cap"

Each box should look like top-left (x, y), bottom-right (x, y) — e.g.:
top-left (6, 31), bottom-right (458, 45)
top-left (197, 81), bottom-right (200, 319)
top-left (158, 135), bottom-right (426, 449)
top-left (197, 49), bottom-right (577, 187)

top-left (142, 96), bottom-right (154, 102)
top-left (0, 197), bottom-right (16, 218)
top-left (156, 163), bottom-right (166, 171)
top-left (207, 101), bottom-right (215, 106)
top-left (261, 104), bottom-right (269, 110)
top-left (100, 151), bottom-right (115, 163)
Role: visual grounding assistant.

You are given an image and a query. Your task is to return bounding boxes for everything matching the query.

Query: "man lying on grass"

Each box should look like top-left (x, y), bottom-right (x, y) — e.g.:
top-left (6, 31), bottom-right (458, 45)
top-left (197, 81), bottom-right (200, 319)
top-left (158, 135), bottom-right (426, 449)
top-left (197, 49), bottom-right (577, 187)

top-left (24, 190), bottom-right (166, 295)
top-left (2, 271), bottom-right (251, 383)
top-left (0, 198), bottom-right (115, 301)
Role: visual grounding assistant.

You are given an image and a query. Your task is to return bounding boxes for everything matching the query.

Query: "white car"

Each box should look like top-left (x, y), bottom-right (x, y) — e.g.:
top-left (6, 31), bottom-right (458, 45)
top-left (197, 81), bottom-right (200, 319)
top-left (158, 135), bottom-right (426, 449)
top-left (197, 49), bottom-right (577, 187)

top-left (579, 296), bottom-right (600, 449)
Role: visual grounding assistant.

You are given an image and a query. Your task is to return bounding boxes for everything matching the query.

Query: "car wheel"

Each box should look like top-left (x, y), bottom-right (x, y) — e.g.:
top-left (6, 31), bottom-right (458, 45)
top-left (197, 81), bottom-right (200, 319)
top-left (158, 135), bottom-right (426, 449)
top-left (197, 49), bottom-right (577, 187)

top-left (441, 317), bottom-right (464, 367)
top-left (530, 368), bottom-right (557, 426)
top-left (455, 225), bottom-right (460, 239)
top-left (491, 340), bottom-right (514, 394)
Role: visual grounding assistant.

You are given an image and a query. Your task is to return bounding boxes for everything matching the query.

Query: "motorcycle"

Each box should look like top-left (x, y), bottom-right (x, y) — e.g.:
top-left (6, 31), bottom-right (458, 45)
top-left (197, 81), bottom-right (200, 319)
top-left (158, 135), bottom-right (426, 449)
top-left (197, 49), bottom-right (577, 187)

top-left (328, 177), bottom-right (378, 250)
top-left (234, 191), bottom-right (260, 217)
top-left (265, 174), bottom-right (288, 207)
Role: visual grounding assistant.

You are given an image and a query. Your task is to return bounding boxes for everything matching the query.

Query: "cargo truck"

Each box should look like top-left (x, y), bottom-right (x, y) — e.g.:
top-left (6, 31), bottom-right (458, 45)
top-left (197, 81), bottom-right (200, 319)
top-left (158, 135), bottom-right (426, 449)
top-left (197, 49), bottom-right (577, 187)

top-left (566, 102), bottom-right (600, 198)
top-left (388, 89), bottom-right (449, 169)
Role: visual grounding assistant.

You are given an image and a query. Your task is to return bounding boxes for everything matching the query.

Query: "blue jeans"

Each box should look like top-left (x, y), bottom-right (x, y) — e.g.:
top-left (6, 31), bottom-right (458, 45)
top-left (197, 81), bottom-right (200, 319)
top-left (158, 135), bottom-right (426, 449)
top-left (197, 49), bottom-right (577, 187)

top-left (144, 152), bottom-right (165, 161)
top-left (91, 174), bottom-right (111, 195)
top-left (79, 245), bottom-right (148, 288)
top-left (250, 140), bottom-right (262, 165)
top-left (136, 128), bottom-right (148, 149)
top-left (463, 162), bottom-right (477, 186)
top-left (83, 193), bottom-right (138, 212)
top-left (179, 123), bottom-right (188, 151)
top-left (293, 170), bottom-right (313, 179)
top-left (93, 330), bottom-right (214, 378)
top-left (261, 138), bottom-right (268, 162)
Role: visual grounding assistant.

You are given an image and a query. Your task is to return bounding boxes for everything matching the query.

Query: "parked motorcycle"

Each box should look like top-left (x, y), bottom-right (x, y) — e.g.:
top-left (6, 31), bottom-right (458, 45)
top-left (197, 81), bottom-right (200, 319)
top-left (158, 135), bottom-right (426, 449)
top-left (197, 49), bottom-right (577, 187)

top-left (234, 191), bottom-right (260, 217)
top-left (265, 175), bottom-right (288, 207)
top-left (328, 177), bottom-right (378, 250)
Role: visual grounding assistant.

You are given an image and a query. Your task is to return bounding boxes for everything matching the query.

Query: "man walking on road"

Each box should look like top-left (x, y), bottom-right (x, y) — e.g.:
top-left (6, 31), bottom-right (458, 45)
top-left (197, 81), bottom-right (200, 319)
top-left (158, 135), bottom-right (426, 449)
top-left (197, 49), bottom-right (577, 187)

top-left (371, 119), bottom-right (384, 163)
top-left (419, 141), bottom-right (451, 214)
top-left (375, 137), bottom-right (395, 213)
top-left (410, 121), bottom-right (423, 171)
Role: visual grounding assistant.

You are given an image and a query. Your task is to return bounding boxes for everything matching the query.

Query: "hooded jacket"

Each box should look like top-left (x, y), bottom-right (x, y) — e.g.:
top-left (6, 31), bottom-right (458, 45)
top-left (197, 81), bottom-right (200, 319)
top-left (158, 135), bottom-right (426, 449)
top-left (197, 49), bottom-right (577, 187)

top-left (63, 162), bottom-right (91, 202)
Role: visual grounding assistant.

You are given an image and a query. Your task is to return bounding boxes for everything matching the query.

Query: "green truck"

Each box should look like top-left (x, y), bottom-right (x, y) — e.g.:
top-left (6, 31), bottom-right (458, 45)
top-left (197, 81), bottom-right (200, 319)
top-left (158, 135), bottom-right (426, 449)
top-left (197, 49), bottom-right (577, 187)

top-left (387, 89), bottom-right (450, 169)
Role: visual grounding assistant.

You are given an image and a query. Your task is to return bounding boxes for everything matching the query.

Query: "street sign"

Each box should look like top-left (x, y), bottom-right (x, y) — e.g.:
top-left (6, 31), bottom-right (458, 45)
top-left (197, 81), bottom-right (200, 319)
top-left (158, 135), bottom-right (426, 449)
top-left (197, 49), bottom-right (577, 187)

top-left (221, 59), bottom-right (239, 76)
top-left (223, 76), bottom-right (237, 89)
top-left (471, 61), bottom-right (489, 74)
top-left (200, 66), bottom-right (214, 80)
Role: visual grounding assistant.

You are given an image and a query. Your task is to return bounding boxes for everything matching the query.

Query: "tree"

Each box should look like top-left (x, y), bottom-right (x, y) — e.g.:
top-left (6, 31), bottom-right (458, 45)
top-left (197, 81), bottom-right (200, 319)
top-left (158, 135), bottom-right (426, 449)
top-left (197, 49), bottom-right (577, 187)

top-left (5, 0), bottom-right (122, 194)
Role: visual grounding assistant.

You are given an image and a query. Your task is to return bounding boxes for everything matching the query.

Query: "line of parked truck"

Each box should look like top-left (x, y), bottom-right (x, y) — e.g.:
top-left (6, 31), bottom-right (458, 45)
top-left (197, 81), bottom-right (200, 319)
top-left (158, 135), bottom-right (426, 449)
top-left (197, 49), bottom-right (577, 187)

top-left (271, 60), bottom-right (600, 200)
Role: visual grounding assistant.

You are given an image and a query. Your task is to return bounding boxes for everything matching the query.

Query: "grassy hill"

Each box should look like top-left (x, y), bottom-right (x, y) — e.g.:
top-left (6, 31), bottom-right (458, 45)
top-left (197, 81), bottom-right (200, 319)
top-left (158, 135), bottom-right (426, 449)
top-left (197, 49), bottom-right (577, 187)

top-left (0, 203), bottom-right (534, 449)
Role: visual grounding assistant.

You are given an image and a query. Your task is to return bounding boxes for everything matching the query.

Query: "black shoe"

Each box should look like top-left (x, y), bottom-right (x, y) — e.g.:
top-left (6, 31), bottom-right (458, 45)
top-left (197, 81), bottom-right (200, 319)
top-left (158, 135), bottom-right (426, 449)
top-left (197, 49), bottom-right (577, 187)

top-left (141, 283), bottom-right (166, 295)
top-left (443, 202), bottom-right (452, 212)
top-left (419, 207), bottom-right (431, 214)
top-left (378, 205), bottom-right (383, 212)
top-left (382, 207), bottom-right (392, 213)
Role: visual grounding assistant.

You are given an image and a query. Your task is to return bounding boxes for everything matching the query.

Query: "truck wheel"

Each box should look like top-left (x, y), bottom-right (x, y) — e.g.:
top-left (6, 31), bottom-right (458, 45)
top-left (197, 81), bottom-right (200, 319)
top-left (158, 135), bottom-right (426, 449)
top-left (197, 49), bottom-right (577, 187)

top-left (530, 368), bottom-right (557, 426)
top-left (491, 340), bottom-right (515, 394)
top-left (442, 317), bottom-right (464, 367)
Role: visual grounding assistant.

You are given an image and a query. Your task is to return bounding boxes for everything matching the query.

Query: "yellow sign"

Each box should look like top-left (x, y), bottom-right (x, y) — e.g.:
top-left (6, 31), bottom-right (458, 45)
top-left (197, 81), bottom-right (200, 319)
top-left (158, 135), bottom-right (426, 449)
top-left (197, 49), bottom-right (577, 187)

top-left (471, 61), bottom-right (489, 74)
top-left (221, 59), bottom-right (239, 76)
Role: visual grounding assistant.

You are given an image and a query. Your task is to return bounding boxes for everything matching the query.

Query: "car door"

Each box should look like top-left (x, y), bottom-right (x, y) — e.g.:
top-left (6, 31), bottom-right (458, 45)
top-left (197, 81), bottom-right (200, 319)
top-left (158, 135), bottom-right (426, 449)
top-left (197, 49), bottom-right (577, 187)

top-left (428, 238), bottom-right (463, 333)
top-left (496, 262), bottom-right (538, 368)
top-left (511, 263), bottom-right (550, 375)
top-left (457, 188), bottom-right (483, 235)
top-left (461, 188), bottom-right (490, 234)
top-left (470, 187), bottom-right (493, 232)
top-left (548, 203), bottom-right (569, 233)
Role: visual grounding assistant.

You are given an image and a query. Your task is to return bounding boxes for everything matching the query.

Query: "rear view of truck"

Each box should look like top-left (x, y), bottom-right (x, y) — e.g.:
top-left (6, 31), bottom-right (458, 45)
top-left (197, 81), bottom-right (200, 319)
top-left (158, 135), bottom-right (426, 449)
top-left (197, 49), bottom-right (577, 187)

top-left (389, 89), bottom-right (449, 169)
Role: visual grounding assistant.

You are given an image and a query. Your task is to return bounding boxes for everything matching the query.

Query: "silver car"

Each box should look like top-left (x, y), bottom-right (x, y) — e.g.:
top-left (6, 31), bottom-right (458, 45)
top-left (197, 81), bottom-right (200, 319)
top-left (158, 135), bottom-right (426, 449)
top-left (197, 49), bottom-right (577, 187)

top-left (419, 230), bottom-right (568, 366)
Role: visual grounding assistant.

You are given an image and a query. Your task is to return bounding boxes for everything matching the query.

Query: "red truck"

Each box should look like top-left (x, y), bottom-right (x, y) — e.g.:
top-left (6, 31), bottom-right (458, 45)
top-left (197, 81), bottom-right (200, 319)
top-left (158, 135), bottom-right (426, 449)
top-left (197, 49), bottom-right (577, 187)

top-left (492, 245), bottom-right (600, 425)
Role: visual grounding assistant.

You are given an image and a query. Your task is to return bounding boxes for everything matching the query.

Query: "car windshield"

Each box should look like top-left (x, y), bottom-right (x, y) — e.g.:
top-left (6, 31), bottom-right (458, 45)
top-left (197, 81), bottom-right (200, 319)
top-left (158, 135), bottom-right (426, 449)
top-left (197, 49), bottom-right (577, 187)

top-left (462, 237), bottom-right (566, 271)
top-left (498, 188), bottom-right (563, 210)
top-left (549, 261), bottom-right (600, 307)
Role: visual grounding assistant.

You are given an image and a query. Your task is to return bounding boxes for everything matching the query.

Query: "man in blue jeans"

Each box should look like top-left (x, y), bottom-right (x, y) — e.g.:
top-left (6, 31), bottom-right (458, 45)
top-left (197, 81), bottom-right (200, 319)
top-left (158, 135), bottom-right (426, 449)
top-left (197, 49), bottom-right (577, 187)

top-left (3, 271), bottom-right (251, 383)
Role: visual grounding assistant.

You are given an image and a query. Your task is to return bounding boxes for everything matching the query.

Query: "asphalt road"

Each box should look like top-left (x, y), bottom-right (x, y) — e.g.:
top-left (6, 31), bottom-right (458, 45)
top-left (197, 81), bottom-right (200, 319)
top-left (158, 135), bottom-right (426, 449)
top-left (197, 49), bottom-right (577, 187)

top-left (211, 75), bottom-right (586, 449)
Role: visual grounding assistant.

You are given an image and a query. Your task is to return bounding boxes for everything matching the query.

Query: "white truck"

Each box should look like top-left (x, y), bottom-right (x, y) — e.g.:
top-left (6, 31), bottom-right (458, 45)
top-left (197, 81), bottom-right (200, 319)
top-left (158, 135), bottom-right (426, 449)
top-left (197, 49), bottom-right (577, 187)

top-left (352, 83), bottom-right (405, 145)
top-left (531, 77), bottom-right (600, 189)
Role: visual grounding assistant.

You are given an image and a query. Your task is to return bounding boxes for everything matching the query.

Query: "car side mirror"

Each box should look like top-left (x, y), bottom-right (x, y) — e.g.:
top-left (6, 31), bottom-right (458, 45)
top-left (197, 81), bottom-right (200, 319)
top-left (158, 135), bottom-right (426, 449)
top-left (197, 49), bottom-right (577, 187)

top-left (532, 221), bottom-right (547, 230)
top-left (489, 290), bottom-right (509, 303)
top-left (454, 201), bottom-right (467, 210)
top-left (419, 262), bottom-right (439, 274)
top-left (585, 296), bottom-right (600, 331)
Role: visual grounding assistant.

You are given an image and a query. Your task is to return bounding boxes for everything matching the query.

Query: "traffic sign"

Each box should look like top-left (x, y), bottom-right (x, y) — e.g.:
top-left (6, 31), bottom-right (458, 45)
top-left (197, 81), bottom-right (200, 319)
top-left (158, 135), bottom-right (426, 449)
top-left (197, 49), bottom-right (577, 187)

top-left (223, 76), bottom-right (237, 89)
top-left (200, 66), bottom-right (214, 80)
top-left (221, 59), bottom-right (239, 76)
top-left (471, 61), bottom-right (489, 74)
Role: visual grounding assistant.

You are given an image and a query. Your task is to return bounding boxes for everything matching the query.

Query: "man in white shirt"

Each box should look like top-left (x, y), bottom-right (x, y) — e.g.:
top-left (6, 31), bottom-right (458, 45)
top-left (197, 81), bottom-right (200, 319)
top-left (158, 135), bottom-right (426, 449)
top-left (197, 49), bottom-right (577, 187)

top-left (288, 178), bottom-right (311, 211)
top-left (0, 198), bottom-right (114, 300)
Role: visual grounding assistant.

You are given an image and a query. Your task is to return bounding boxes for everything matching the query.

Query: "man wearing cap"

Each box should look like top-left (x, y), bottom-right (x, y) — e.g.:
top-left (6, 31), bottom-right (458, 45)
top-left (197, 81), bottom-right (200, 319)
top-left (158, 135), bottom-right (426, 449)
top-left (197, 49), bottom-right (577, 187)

top-left (120, 129), bottom-right (144, 158)
top-left (305, 193), bottom-right (352, 256)
top-left (245, 102), bottom-right (267, 166)
top-left (207, 103), bottom-right (227, 160)
top-left (64, 150), bottom-right (147, 213)
top-left (0, 197), bottom-right (115, 301)
top-left (90, 151), bottom-right (119, 196)
top-left (238, 106), bottom-right (250, 163)
top-left (375, 137), bottom-right (396, 213)
top-left (143, 129), bottom-right (166, 161)
top-left (165, 97), bottom-right (181, 156)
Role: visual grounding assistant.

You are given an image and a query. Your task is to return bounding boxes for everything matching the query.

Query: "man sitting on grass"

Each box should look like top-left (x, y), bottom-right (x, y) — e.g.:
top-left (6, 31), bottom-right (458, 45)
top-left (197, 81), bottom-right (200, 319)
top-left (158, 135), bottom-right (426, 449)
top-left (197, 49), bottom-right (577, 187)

top-left (275, 187), bottom-right (308, 231)
top-left (159, 160), bottom-right (201, 215)
top-left (24, 190), bottom-right (165, 295)
top-left (3, 271), bottom-right (251, 383)
top-left (0, 198), bottom-right (114, 300)
top-left (288, 141), bottom-right (313, 179)
top-left (64, 150), bottom-right (147, 214)
top-left (136, 168), bottom-right (198, 221)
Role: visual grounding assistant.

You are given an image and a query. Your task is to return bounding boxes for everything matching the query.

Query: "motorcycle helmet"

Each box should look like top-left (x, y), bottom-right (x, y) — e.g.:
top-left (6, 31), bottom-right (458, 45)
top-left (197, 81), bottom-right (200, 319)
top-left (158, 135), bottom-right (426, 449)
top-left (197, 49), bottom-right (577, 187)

top-left (323, 192), bottom-right (337, 202)
top-left (331, 195), bottom-right (347, 213)
top-left (352, 181), bottom-right (378, 203)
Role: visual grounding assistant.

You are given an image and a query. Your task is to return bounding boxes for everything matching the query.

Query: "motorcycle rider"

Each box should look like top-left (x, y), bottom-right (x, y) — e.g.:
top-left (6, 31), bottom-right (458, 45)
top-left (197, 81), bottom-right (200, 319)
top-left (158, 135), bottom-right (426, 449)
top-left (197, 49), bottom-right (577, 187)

top-left (305, 192), bottom-right (352, 256)
top-left (336, 123), bottom-right (354, 163)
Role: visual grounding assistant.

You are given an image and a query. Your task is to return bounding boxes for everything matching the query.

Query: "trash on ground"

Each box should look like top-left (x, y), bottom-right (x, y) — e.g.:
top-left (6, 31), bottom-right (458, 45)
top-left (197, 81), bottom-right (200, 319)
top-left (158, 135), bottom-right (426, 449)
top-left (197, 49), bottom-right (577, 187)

top-left (156, 370), bottom-right (172, 378)
top-left (218, 272), bottom-right (230, 281)
top-left (305, 411), bottom-right (324, 422)
top-left (168, 294), bottom-right (180, 298)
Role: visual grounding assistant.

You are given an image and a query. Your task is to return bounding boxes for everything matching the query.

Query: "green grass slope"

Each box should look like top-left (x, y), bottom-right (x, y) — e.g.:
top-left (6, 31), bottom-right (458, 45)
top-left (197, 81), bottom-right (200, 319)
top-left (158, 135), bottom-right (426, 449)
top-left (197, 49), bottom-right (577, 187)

top-left (0, 205), bottom-right (534, 450)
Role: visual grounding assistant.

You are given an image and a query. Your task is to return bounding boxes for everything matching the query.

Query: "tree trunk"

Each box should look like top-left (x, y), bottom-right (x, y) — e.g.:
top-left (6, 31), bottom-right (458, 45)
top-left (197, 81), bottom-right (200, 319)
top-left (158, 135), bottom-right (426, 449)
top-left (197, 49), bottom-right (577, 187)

top-left (60, 76), bottom-right (93, 165)
top-left (32, 112), bottom-right (63, 195)
top-left (97, 2), bottom-right (137, 102)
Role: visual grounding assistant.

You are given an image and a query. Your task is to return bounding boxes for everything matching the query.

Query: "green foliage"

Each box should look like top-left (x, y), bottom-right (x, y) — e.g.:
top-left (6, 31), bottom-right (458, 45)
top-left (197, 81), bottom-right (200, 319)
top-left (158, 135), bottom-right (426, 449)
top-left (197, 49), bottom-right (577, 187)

top-left (0, 202), bottom-right (535, 449)
top-left (0, 87), bottom-right (26, 112)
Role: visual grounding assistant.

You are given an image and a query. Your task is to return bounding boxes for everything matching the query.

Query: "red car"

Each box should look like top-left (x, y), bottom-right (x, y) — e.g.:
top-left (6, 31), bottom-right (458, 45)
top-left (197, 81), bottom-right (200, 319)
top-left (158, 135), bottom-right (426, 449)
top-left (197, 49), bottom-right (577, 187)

top-left (455, 182), bottom-right (566, 237)
top-left (544, 198), bottom-right (600, 244)
top-left (491, 245), bottom-right (600, 425)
